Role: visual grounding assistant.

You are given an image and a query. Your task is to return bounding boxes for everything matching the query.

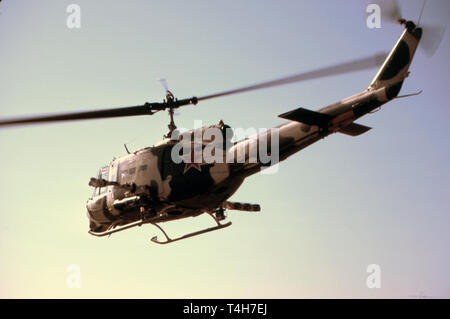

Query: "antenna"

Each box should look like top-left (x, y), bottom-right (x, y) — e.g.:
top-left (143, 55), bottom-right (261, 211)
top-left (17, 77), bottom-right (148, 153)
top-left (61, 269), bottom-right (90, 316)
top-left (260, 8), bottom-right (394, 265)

top-left (417, 0), bottom-right (428, 26)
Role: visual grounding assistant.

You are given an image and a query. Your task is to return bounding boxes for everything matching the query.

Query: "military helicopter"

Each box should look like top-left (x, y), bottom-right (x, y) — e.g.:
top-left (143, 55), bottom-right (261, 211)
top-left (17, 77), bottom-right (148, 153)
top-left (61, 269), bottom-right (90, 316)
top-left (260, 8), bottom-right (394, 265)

top-left (0, 5), bottom-right (443, 244)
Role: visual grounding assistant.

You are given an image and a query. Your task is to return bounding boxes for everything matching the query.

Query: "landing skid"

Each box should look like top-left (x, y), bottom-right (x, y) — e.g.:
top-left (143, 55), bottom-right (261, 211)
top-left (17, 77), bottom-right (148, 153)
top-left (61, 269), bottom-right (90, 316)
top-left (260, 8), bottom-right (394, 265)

top-left (88, 212), bottom-right (232, 244)
top-left (150, 212), bottom-right (231, 245)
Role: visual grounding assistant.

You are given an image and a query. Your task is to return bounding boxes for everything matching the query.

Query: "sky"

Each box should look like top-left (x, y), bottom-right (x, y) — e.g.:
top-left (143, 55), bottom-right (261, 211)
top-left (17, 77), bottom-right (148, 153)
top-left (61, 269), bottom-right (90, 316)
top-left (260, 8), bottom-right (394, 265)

top-left (0, 0), bottom-right (449, 298)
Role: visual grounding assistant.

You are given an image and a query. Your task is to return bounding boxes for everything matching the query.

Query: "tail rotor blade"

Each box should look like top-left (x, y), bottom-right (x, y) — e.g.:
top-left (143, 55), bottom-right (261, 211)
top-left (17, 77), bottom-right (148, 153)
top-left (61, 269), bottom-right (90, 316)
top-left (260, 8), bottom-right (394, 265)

top-left (421, 24), bottom-right (446, 57)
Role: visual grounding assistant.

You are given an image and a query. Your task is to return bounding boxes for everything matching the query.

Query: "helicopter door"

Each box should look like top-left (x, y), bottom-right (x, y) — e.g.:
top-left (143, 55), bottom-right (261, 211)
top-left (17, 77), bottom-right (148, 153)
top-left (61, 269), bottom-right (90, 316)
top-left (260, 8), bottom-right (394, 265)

top-left (161, 142), bottom-right (213, 201)
top-left (107, 160), bottom-right (120, 216)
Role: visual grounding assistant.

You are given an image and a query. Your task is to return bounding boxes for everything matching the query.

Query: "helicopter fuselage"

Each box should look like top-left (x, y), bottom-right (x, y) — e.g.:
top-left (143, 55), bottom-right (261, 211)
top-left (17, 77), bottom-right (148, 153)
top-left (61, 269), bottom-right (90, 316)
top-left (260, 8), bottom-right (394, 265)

top-left (86, 85), bottom-right (390, 233)
top-left (86, 22), bottom-right (422, 238)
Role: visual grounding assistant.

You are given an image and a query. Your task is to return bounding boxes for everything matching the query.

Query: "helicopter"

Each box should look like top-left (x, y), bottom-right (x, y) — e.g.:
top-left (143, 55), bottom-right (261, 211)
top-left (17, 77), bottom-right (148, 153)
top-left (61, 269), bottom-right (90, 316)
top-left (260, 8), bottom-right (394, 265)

top-left (0, 6), bottom-right (442, 244)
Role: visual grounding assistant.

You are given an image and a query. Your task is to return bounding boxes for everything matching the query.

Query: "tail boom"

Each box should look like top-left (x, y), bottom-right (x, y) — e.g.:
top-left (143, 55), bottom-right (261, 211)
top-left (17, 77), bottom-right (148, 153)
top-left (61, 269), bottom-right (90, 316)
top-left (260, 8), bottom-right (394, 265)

top-left (229, 21), bottom-right (422, 178)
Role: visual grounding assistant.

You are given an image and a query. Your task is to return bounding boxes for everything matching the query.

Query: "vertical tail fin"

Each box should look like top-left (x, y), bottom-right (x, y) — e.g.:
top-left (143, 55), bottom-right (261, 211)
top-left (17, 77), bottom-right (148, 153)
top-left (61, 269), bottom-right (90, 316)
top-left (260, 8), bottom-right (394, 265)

top-left (369, 21), bottom-right (422, 99)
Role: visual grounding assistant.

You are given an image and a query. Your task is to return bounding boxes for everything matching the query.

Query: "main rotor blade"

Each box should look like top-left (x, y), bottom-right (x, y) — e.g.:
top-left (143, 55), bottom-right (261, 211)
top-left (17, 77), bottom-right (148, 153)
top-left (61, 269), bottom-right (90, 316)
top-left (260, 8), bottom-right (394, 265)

top-left (197, 52), bottom-right (387, 101)
top-left (0, 104), bottom-right (156, 127)
top-left (0, 53), bottom-right (387, 128)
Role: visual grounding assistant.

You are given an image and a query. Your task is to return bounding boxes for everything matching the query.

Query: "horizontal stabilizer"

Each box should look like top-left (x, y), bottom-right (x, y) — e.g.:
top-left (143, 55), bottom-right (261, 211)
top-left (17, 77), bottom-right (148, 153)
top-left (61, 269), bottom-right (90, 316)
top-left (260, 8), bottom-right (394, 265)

top-left (278, 107), bottom-right (332, 128)
top-left (338, 122), bottom-right (372, 136)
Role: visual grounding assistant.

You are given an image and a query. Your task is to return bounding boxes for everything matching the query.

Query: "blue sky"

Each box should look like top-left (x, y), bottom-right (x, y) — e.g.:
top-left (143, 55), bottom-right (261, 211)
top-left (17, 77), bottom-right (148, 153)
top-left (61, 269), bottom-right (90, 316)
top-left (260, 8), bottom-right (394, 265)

top-left (0, 0), bottom-right (449, 298)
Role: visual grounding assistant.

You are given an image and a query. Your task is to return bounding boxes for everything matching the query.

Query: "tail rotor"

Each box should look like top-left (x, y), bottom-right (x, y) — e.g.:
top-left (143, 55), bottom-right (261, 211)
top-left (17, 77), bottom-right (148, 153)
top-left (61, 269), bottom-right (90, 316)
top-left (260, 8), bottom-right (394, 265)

top-left (380, 0), bottom-right (446, 57)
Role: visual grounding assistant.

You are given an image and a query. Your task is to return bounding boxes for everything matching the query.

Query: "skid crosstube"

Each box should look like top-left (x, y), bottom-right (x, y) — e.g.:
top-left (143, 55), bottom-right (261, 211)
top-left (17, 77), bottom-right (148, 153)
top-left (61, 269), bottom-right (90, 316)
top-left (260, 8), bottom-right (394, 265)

top-left (88, 219), bottom-right (150, 237)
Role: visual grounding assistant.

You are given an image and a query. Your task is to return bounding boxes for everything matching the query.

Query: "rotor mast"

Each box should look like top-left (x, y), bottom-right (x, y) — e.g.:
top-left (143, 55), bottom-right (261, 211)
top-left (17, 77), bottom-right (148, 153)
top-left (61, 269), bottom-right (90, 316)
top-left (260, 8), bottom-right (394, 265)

top-left (164, 90), bottom-right (178, 138)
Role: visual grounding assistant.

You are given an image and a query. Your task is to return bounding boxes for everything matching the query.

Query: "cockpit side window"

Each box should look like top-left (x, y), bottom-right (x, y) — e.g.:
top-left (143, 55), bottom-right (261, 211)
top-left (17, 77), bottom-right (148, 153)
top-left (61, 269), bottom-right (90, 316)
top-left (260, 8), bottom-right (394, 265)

top-left (99, 166), bottom-right (109, 195)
